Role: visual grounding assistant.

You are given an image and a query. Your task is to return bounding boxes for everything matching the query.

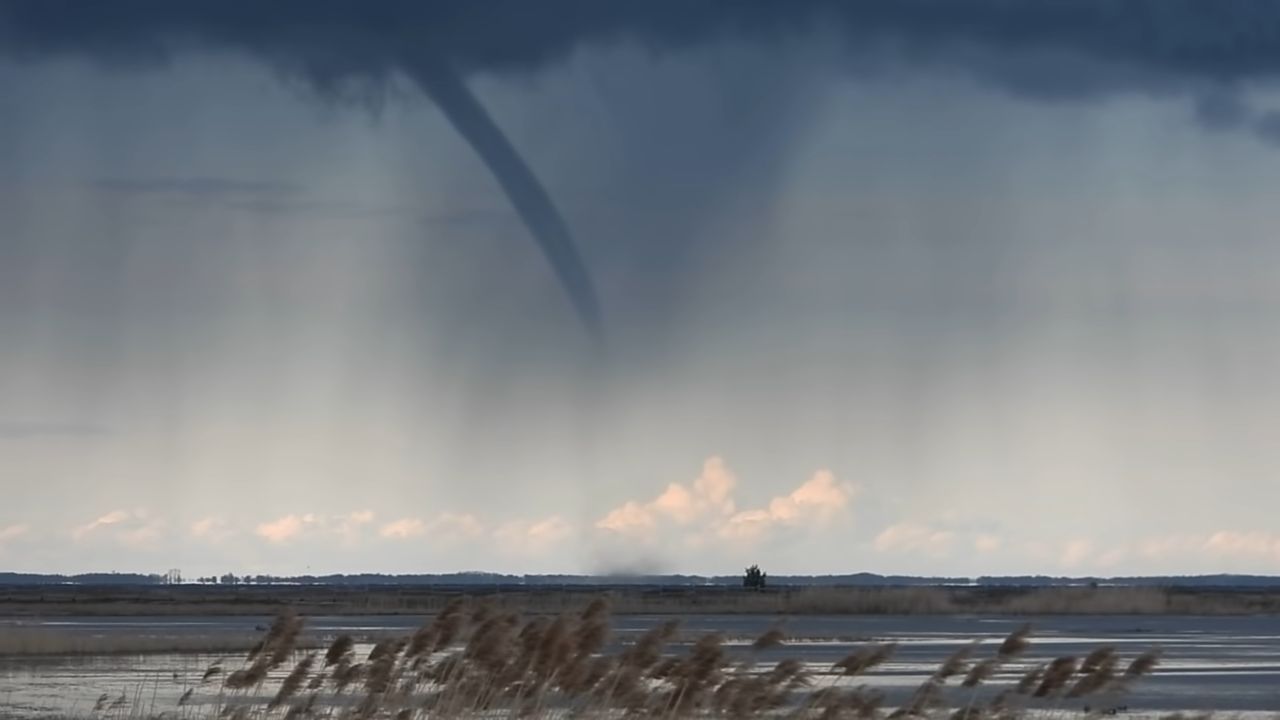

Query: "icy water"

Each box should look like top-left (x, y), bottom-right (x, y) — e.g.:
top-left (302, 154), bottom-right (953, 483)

top-left (1, 614), bottom-right (1278, 716)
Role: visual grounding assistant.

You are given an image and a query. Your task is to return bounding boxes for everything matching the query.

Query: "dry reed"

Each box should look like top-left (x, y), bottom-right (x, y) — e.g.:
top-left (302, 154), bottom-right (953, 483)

top-left (0, 626), bottom-right (283, 656)
top-left (101, 600), bottom-right (1166, 720)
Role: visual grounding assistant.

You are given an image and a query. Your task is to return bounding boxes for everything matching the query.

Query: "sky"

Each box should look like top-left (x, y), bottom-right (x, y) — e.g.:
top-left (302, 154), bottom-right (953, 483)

top-left (3, 1), bottom-right (1280, 577)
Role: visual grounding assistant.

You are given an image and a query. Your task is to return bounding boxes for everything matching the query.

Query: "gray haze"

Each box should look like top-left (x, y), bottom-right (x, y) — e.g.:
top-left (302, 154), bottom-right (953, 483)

top-left (2, 2), bottom-right (1280, 576)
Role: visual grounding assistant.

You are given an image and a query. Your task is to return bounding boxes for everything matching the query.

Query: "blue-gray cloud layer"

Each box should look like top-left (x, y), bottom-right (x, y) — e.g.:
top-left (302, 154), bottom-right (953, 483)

top-left (7, 1), bottom-right (1280, 339)
top-left (5, 1), bottom-right (1280, 84)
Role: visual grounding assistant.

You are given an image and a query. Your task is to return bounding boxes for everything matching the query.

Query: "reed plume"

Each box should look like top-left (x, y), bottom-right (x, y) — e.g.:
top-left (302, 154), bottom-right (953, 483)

top-left (1124, 648), bottom-right (1161, 679)
top-left (224, 658), bottom-right (270, 690)
top-left (1067, 652), bottom-right (1117, 698)
top-left (270, 652), bottom-right (315, 709)
top-left (891, 678), bottom-right (942, 717)
top-left (159, 598), bottom-right (1166, 719)
top-left (752, 625), bottom-right (787, 651)
top-left (834, 642), bottom-right (896, 676)
top-left (325, 634), bottom-right (355, 667)
top-left (1080, 645), bottom-right (1116, 674)
top-left (1013, 664), bottom-right (1045, 695)
top-left (934, 641), bottom-right (978, 682)
top-left (1032, 656), bottom-right (1078, 698)
top-left (997, 624), bottom-right (1032, 660)
top-left (621, 619), bottom-right (680, 671)
top-left (962, 658), bottom-right (999, 688)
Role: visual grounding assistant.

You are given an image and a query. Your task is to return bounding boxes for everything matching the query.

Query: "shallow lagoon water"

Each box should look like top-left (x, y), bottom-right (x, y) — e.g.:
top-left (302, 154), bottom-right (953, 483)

top-left (1, 614), bottom-right (1278, 716)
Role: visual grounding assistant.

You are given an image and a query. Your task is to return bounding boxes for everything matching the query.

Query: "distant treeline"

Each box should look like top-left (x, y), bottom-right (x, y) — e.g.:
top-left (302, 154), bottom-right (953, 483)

top-left (0, 572), bottom-right (169, 585)
top-left (2, 571), bottom-right (1280, 588)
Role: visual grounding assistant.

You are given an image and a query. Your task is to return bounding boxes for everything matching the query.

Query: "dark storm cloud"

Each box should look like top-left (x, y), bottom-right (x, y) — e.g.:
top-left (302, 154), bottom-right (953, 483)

top-left (7, 0), bottom-right (1280, 336)
top-left (7, 3), bottom-right (1280, 196)
top-left (6, 1), bottom-right (1280, 155)
top-left (5, 1), bottom-right (1280, 87)
top-left (1194, 91), bottom-right (1252, 131)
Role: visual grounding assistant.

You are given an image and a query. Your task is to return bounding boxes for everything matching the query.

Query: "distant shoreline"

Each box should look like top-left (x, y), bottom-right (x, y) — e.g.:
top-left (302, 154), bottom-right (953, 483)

top-left (2, 583), bottom-right (1279, 616)
top-left (5, 571), bottom-right (1280, 588)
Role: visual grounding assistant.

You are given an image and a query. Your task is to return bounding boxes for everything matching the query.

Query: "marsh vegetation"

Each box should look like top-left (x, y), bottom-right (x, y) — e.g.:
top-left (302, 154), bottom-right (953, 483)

top-left (3, 584), bottom-right (1278, 618)
top-left (70, 599), bottom-right (1166, 720)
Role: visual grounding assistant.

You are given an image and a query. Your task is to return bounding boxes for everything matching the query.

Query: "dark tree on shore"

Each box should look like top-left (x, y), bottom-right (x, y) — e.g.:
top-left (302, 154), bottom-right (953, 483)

top-left (743, 564), bottom-right (767, 590)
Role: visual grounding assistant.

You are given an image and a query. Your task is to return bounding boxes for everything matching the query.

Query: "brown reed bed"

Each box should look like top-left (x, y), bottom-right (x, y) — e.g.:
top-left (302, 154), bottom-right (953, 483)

top-left (132, 600), bottom-right (1165, 720)
top-left (8, 584), bottom-right (1278, 618)
top-left (0, 625), bottom-right (313, 656)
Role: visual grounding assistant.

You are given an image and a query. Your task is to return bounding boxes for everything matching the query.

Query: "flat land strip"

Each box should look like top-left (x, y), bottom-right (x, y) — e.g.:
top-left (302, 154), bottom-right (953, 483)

top-left (1, 584), bottom-right (1279, 616)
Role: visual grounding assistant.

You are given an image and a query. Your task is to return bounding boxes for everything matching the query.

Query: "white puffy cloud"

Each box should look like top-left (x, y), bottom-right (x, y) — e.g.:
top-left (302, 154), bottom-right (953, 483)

top-left (495, 516), bottom-right (574, 555)
top-left (1066, 531), bottom-right (1280, 572)
top-left (873, 523), bottom-right (956, 557)
top-left (974, 534), bottom-right (1002, 553)
top-left (952, 530), bottom-right (1280, 573)
top-left (72, 510), bottom-right (131, 540)
top-left (255, 510), bottom-right (377, 544)
top-left (71, 509), bottom-right (165, 548)
top-left (595, 501), bottom-right (658, 534)
top-left (120, 519), bottom-right (167, 549)
top-left (189, 516), bottom-right (237, 543)
top-left (1134, 534), bottom-right (1201, 560)
top-left (380, 517), bottom-right (426, 540)
top-left (0, 524), bottom-right (29, 543)
top-left (1095, 546), bottom-right (1128, 568)
top-left (596, 457), bottom-right (738, 534)
top-left (429, 513), bottom-right (486, 540)
top-left (379, 513), bottom-right (486, 543)
top-left (190, 517), bottom-right (222, 538)
top-left (1060, 539), bottom-right (1095, 568)
top-left (1203, 530), bottom-right (1280, 561)
top-left (596, 457), bottom-right (854, 550)
top-left (256, 513), bottom-right (317, 543)
top-left (336, 510), bottom-right (375, 544)
top-left (720, 470), bottom-right (852, 540)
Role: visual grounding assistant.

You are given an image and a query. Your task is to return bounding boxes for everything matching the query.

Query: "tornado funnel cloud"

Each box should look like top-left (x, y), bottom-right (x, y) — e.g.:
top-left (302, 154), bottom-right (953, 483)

top-left (406, 54), bottom-right (603, 343)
